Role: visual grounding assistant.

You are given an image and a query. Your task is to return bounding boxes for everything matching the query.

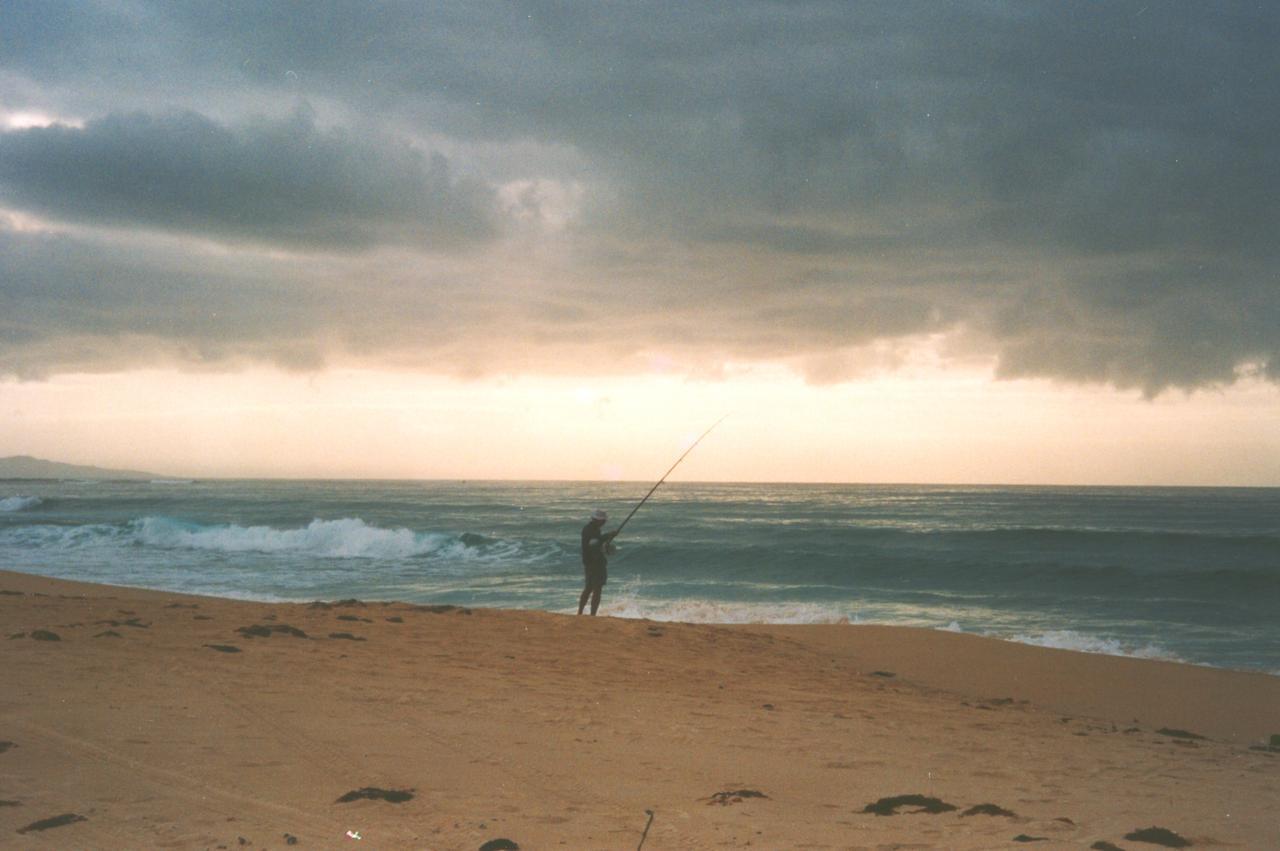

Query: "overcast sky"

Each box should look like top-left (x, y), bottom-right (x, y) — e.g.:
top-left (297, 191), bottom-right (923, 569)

top-left (2, 2), bottom-right (1277, 482)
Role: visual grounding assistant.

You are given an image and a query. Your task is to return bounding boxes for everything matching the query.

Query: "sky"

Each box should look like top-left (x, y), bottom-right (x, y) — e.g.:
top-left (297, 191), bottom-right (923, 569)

top-left (1, 2), bottom-right (1278, 484)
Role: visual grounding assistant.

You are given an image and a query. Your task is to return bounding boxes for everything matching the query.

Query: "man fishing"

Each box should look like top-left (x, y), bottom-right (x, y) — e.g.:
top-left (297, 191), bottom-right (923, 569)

top-left (578, 509), bottom-right (616, 616)
top-left (575, 416), bottom-right (727, 616)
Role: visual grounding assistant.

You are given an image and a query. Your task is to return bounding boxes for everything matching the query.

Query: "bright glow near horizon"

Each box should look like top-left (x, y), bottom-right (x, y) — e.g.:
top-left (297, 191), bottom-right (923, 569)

top-left (3, 367), bottom-right (1277, 486)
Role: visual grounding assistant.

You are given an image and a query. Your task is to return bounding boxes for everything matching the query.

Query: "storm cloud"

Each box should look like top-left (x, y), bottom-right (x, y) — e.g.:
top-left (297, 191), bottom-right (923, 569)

top-left (2, 1), bottom-right (1278, 391)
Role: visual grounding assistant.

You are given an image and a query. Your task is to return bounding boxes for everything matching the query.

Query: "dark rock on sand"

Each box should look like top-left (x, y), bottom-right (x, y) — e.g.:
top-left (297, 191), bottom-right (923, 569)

top-left (328, 633), bottom-right (366, 641)
top-left (236, 624), bottom-right (309, 639)
top-left (962, 803), bottom-right (1017, 817)
top-left (862, 794), bottom-right (957, 815)
top-left (336, 615), bottom-right (372, 622)
top-left (1013, 835), bottom-right (1049, 843)
top-left (870, 670), bottom-right (895, 678)
top-left (0, 589), bottom-right (24, 595)
top-left (335, 787), bottom-right (414, 804)
top-left (0, 741), bottom-right (15, 753)
top-left (94, 630), bottom-right (122, 638)
top-left (30, 630), bottom-right (61, 641)
top-left (205, 644), bottom-right (242, 653)
top-left (479, 840), bottom-right (520, 851)
top-left (1123, 826), bottom-right (1192, 847)
top-left (386, 616), bottom-right (404, 623)
top-left (0, 800), bottom-right (20, 807)
top-left (16, 813), bottom-right (87, 833)
top-left (706, 789), bottom-right (769, 805)
top-left (284, 833), bottom-right (298, 845)
top-left (1091, 842), bottom-right (1128, 851)
top-left (1156, 728), bottom-right (1205, 741)
top-left (94, 618), bottom-right (149, 629)
top-left (404, 603), bottom-right (471, 615)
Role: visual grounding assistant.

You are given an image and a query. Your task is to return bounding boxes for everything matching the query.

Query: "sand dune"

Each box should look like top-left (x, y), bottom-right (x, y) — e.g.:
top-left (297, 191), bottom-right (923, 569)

top-left (2, 570), bottom-right (1277, 849)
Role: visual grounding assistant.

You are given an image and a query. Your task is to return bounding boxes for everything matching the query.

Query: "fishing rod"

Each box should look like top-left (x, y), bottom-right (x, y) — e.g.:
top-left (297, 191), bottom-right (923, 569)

top-left (610, 414), bottom-right (729, 540)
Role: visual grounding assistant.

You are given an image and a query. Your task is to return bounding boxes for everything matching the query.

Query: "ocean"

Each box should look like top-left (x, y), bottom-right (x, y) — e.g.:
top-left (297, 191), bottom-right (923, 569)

top-left (2, 479), bottom-right (1277, 675)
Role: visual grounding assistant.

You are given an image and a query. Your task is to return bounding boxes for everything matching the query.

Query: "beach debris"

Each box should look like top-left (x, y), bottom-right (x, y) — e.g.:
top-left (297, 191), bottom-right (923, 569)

top-left (1012, 835), bottom-right (1049, 843)
top-left (166, 602), bottom-right (199, 609)
top-left (870, 670), bottom-right (895, 678)
top-left (94, 617), bottom-right (149, 629)
top-left (204, 644), bottom-right (242, 653)
top-left (403, 603), bottom-right (471, 614)
top-left (284, 834), bottom-right (298, 845)
top-left (478, 840), bottom-right (520, 851)
top-left (646, 626), bottom-right (664, 637)
top-left (328, 633), bottom-right (366, 641)
top-left (706, 789), bottom-right (769, 806)
top-left (637, 808), bottom-right (655, 851)
top-left (862, 794), bottom-right (957, 816)
top-left (194, 615), bottom-right (214, 620)
top-left (1123, 826), bottom-right (1192, 847)
top-left (1155, 728), bottom-right (1205, 741)
top-left (335, 787), bottom-right (414, 804)
top-left (16, 812), bottom-right (87, 833)
top-left (1091, 842), bottom-right (1127, 851)
top-left (961, 803), bottom-right (1018, 817)
top-left (761, 703), bottom-right (775, 710)
top-left (346, 829), bottom-right (362, 839)
top-left (385, 616), bottom-right (404, 623)
top-left (0, 741), bottom-right (15, 753)
top-left (236, 623), bottom-right (309, 639)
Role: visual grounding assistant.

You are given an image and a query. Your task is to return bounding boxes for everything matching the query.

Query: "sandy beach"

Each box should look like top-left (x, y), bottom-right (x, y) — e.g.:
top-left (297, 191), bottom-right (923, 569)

top-left (1, 570), bottom-right (1276, 850)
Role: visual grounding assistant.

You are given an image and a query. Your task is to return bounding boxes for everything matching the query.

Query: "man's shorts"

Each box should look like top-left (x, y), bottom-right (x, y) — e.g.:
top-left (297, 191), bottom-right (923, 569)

top-left (583, 563), bottom-right (607, 590)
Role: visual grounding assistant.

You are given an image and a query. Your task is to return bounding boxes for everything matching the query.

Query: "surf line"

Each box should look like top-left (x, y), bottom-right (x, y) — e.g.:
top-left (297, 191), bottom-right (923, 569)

top-left (610, 414), bottom-right (729, 542)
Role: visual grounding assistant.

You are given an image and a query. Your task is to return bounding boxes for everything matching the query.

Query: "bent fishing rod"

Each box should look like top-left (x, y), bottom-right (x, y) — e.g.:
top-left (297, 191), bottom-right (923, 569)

top-left (610, 414), bottom-right (729, 541)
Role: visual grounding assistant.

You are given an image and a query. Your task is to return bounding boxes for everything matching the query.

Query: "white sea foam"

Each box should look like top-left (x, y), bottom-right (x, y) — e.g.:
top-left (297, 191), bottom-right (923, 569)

top-left (126, 515), bottom-right (543, 563)
top-left (601, 592), bottom-right (856, 625)
top-left (1004, 629), bottom-right (1183, 663)
top-left (132, 516), bottom-right (447, 559)
top-left (0, 495), bottom-right (42, 512)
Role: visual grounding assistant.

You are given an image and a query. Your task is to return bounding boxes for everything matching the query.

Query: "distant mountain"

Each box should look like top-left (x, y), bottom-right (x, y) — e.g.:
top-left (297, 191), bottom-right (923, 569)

top-left (0, 455), bottom-right (161, 480)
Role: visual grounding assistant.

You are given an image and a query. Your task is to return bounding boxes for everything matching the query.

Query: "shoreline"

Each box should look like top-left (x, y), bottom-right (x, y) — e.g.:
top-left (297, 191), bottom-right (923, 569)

top-left (3, 569), bottom-right (1278, 848)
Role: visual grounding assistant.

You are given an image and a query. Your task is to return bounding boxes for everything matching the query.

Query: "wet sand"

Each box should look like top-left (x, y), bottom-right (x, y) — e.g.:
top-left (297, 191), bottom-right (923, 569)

top-left (2, 570), bottom-right (1277, 849)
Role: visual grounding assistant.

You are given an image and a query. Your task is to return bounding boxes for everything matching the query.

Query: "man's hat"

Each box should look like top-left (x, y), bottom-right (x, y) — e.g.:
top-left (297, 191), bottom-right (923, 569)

top-left (591, 508), bottom-right (608, 521)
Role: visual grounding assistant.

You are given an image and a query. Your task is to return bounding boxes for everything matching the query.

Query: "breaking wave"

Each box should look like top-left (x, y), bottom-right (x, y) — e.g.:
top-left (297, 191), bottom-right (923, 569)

top-left (0, 495), bottom-right (42, 512)
top-left (131, 516), bottom-right (516, 560)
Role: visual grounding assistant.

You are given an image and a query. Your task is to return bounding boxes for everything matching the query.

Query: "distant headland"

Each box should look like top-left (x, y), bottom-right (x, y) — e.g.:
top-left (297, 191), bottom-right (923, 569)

top-left (0, 455), bottom-right (161, 480)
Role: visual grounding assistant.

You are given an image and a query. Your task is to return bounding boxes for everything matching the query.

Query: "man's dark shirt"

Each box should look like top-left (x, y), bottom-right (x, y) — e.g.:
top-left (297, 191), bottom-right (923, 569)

top-left (581, 521), bottom-right (608, 569)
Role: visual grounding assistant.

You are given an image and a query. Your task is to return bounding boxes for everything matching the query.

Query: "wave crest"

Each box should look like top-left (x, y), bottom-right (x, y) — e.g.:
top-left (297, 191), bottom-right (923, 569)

top-left (0, 495), bottom-right (42, 512)
top-left (132, 516), bottom-right (450, 560)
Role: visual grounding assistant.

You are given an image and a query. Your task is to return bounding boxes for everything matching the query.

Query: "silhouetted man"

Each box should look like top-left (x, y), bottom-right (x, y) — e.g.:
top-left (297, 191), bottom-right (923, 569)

top-left (578, 508), bottom-right (616, 615)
